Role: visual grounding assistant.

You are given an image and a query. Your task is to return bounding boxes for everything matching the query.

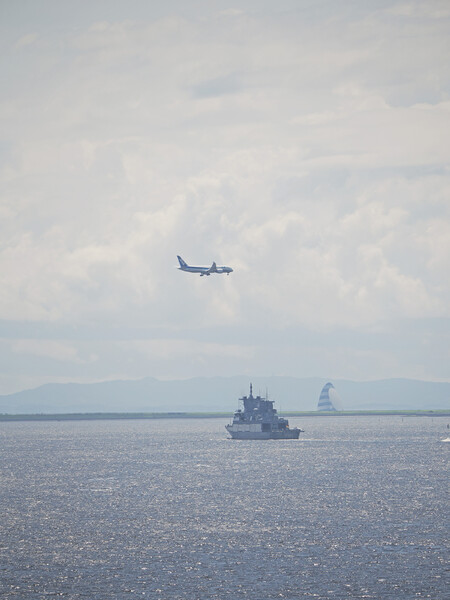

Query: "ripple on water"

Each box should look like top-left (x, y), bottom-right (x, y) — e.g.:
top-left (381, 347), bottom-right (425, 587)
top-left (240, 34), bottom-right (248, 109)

top-left (0, 416), bottom-right (448, 599)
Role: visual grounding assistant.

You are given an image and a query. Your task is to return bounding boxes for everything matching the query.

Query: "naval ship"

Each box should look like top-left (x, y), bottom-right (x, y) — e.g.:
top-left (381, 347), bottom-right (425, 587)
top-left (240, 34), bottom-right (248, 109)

top-left (226, 384), bottom-right (302, 440)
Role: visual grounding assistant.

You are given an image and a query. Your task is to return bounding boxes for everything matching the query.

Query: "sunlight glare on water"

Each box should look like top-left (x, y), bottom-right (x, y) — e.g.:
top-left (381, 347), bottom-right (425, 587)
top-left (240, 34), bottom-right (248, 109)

top-left (0, 416), bottom-right (448, 599)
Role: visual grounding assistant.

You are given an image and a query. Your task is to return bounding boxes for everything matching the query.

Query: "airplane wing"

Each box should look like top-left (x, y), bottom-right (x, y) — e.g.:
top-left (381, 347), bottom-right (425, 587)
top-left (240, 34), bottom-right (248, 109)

top-left (201, 262), bottom-right (217, 276)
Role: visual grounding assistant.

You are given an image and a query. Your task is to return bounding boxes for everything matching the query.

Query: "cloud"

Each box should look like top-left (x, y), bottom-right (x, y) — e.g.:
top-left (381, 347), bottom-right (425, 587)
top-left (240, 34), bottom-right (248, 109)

top-left (11, 339), bottom-right (89, 364)
top-left (387, 2), bottom-right (450, 19)
top-left (0, 1), bottom-right (449, 392)
top-left (120, 339), bottom-right (254, 361)
top-left (191, 73), bottom-right (243, 98)
top-left (14, 32), bottom-right (38, 49)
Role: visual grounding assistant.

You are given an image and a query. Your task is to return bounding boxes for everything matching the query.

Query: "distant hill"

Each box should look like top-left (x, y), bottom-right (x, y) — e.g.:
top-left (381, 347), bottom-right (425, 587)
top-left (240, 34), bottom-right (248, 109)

top-left (0, 376), bottom-right (449, 414)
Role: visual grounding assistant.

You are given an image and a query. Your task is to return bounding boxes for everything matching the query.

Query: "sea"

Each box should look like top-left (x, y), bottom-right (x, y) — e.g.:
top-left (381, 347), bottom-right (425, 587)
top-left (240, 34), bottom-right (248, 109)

top-left (0, 416), bottom-right (448, 599)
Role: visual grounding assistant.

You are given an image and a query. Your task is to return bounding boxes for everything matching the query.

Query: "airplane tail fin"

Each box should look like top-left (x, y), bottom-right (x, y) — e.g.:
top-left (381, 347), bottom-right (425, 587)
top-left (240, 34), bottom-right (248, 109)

top-left (177, 255), bottom-right (188, 268)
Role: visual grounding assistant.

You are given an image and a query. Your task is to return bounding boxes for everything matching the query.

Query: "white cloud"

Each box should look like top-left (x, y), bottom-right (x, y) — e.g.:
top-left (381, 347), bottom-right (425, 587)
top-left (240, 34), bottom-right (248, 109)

top-left (0, 1), bottom-right (449, 391)
top-left (11, 339), bottom-right (88, 364)
top-left (387, 2), bottom-right (450, 19)
top-left (14, 32), bottom-right (38, 49)
top-left (121, 339), bottom-right (254, 361)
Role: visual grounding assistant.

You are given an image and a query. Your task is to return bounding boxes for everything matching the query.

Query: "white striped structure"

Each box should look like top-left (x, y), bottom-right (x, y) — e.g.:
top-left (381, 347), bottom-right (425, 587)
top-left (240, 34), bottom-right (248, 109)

top-left (318, 382), bottom-right (338, 411)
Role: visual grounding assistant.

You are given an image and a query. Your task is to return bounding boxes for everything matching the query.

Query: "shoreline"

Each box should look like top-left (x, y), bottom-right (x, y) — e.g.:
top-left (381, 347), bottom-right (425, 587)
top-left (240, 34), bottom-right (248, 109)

top-left (1, 409), bottom-right (449, 422)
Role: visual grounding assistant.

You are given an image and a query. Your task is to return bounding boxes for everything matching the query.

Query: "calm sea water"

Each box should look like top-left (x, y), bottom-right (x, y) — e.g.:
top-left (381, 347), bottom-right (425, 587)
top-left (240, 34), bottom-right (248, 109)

top-left (0, 416), bottom-right (448, 599)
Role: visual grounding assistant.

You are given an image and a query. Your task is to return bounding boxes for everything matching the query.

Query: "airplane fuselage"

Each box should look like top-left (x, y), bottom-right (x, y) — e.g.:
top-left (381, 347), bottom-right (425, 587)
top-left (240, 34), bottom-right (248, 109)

top-left (177, 256), bottom-right (233, 276)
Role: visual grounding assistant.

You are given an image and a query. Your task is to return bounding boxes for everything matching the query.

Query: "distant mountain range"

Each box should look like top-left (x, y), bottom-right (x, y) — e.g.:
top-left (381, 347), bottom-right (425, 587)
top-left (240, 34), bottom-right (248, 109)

top-left (0, 376), bottom-right (449, 414)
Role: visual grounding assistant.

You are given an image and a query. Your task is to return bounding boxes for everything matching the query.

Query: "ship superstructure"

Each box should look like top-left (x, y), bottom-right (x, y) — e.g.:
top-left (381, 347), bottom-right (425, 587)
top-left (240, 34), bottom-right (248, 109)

top-left (226, 384), bottom-right (302, 440)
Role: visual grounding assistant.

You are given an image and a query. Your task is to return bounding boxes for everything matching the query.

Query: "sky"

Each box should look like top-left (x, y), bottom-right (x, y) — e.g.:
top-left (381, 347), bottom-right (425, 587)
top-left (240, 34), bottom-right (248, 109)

top-left (1, 0), bottom-right (449, 396)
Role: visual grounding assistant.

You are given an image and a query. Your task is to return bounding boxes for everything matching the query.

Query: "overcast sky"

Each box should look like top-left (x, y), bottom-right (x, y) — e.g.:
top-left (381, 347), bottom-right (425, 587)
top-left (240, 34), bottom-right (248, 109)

top-left (1, 0), bottom-right (449, 396)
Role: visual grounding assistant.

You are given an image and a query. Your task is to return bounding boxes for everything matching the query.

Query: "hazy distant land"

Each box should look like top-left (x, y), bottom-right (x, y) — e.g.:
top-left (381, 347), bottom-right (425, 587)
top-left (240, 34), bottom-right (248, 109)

top-left (1, 409), bottom-right (450, 422)
top-left (0, 376), bottom-right (449, 416)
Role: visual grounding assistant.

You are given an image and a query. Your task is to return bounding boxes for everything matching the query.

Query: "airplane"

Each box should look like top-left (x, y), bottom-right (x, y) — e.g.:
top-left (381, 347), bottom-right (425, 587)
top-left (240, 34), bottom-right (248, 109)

top-left (177, 255), bottom-right (233, 276)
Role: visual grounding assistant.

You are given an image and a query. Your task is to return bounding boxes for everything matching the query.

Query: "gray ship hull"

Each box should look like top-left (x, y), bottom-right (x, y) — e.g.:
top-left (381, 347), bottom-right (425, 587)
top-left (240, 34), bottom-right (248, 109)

top-left (226, 425), bottom-right (301, 440)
